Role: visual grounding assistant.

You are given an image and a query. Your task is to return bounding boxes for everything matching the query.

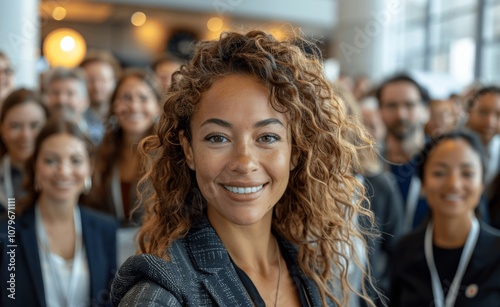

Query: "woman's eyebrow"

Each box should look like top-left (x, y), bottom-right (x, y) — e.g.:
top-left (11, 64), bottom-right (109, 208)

top-left (200, 118), bottom-right (284, 129)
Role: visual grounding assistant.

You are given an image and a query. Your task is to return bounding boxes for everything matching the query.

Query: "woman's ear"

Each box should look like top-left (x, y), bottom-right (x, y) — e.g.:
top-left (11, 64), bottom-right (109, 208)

top-left (179, 130), bottom-right (195, 171)
top-left (290, 148), bottom-right (299, 171)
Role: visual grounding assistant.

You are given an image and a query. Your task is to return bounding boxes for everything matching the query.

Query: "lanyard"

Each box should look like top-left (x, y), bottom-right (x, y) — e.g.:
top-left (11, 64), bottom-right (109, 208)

top-left (35, 205), bottom-right (84, 307)
top-left (111, 164), bottom-right (125, 220)
top-left (424, 217), bottom-right (480, 307)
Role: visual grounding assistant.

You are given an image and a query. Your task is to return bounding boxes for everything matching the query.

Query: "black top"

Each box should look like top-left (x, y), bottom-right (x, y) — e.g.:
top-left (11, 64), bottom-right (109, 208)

top-left (389, 221), bottom-right (500, 307)
top-left (230, 240), bottom-right (309, 307)
top-left (433, 245), bottom-right (463, 296)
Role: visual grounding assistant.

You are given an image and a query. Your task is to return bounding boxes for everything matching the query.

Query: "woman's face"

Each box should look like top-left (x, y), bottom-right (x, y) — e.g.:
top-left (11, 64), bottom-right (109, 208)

top-left (1, 102), bottom-right (46, 165)
top-left (0, 57), bottom-right (14, 101)
top-left (181, 74), bottom-right (295, 228)
top-left (113, 76), bottom-right (160, 136)
top-left (35, 133), bottom-right (90, 204)
top-left (422, 138), bottom-right (483, 219)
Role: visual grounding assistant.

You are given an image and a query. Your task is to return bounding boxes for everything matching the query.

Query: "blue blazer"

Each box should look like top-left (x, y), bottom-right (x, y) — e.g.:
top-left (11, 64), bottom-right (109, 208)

top-left (111, 215), bottom-right (336, 306)
top-left (0, 206), bottom-right (118, 307)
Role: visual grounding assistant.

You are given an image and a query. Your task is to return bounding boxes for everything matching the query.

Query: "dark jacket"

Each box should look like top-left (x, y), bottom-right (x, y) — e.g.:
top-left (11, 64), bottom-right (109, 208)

top-left (111, 215), bottom-right (335, 306)
top-left (389, 221), bottom-right (500, 307)
top-left (0, 206), bottom-right (117, 307)
top-left (361, 172), bottom-right (404, 305)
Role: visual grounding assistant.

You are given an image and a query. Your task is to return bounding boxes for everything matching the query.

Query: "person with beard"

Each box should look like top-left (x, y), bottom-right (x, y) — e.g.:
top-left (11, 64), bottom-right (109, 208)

top-left (45, 68), bottom-right (105, 145)
top-left (80, 50), bottom-right (121, 122)
top-left (377, 74), bottom-right (430, 233)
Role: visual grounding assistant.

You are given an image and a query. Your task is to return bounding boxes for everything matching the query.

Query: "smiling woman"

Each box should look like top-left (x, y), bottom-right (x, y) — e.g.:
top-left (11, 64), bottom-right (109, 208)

top-left (390, 130), bottom-right (500, 307)
top-left (111, 30), bottom-right (377, 307)
top-left (83, 69), bottom-right (161, 227)
top-left (0, 119), bottom-right (117, 307)
top-left (0, 89), bottom-right (48, 212)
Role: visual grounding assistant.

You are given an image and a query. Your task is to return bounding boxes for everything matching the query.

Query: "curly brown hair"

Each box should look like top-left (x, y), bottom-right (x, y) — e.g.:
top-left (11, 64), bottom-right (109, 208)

top-left (138, 30), bottom-right (376, 306)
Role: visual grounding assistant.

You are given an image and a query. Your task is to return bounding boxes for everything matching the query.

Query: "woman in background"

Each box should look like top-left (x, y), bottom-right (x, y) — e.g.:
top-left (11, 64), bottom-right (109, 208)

top-left (84, 69), bottom-right (161, 226)
top-left (0, 52), bottom-right (14, 104)
top-left (0, 88), bottom-right (48, 212)
top-left (390, 130), bottom-right (500, 306)
top-left (0, 119), bottom-right (117, 307)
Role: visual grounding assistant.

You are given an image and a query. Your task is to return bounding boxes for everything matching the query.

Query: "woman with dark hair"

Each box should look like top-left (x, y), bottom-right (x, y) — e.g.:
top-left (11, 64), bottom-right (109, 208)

top-left (390, 130), bottom-right (500, 307)
top-left (0, 119), bottom-right (117, 307)
top-left (0, 88), bottom-right (48, 212)
top-left (84, 69), bottom-right (161, 226)
top-left (111, 31), bottom-right (378, 306)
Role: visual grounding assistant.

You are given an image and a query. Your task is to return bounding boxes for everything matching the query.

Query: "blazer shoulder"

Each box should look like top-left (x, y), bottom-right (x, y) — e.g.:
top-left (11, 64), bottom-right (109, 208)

top-left (119, 279), bottom-right (182, 307)
top-left (112, 244), bottom-right (193, 305)
top-left (80, 206), bottom-right (118, 229)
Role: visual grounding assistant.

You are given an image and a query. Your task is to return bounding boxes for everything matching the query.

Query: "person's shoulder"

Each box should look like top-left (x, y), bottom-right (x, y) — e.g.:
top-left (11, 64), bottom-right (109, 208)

top-left (117, 279), bottom-right (182, 307)
top-left (479, 222), bottom-right (500, 246)
top-left (112, 252), bottom-right (190, 306)
top-left (80, 206), bottom-right (118, 229)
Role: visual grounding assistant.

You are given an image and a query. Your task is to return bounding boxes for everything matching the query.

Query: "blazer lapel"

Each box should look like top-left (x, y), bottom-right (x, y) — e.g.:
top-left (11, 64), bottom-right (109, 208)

top-left (187, 218), bottom-right (253, 307)
top-left (81, 208), bottom-right (100, 298)
top-left (19, 208), bottom-right (46, 307)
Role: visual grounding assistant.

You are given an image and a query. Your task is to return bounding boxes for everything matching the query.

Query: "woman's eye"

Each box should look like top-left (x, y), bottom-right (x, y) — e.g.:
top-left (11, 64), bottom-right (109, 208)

top-left (205, 134), bottom-right (228, 143)
top-left (71, 158), bottom-right (83, 165)
top-left (258, 134), bottom-right (280, 143)
top-left (431, 171), bottom-right (445, 177)
top-left (44, 158), bottom-right (57, 166)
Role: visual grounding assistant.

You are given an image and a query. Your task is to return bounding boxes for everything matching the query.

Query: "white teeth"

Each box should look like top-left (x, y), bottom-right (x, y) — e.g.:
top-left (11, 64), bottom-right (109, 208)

top-left (125, 114), bottom-right (146, 120)
top-left (54, 182), bottom-right (74, 188)
top-left (224, 185), bottom-right (264, 194)
top-left (445, 195), bottom-right (461, 201)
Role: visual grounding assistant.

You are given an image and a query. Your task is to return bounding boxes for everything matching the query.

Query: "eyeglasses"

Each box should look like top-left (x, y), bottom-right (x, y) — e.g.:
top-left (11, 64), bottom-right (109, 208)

top-left (0, 68), bottom-right (14, 76)
top-left (115, 93), bottom-right (150, 104)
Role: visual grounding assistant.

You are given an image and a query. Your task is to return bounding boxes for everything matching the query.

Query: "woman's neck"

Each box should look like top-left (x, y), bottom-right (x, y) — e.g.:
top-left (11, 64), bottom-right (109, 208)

top-left (432, 214), bottom-right (473, 248)
top-left (211, 212), bottom-right (277, 272)
top-left (7, 155), bottom-right (24, 170)
top-left (37, 194), bottom-right (76, 223)
top-left (123, 132), bottom-right (146, 149)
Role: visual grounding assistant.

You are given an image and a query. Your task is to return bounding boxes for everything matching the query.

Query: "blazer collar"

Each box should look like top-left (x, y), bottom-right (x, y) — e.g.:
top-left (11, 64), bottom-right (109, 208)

top-left (18, 207), bottom-right (46, 307)
top-left (186, 214), bottom-right (327, 306)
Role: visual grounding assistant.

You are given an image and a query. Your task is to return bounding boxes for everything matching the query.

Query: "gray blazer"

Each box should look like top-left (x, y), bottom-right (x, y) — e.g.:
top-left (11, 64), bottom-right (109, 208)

top-left (111, 215), bottom-right (335, 306)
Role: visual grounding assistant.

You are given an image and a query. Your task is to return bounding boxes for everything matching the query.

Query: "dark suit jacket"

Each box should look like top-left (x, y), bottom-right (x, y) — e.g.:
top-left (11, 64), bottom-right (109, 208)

top-left (111, 215), bottom-right (336, 306)
top-left (361, 172), bottom-right (404, 305)
top-left (0, 206), bottom-right (118, 307)
top-left (389, 221), bottom-right (500, 307)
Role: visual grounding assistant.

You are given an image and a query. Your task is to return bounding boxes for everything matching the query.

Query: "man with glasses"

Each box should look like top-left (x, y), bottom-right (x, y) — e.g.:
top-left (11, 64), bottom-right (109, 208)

top-left (377, 74), bottom-right (430, 233)
top-left (0, 52), bottom-right (14, 104)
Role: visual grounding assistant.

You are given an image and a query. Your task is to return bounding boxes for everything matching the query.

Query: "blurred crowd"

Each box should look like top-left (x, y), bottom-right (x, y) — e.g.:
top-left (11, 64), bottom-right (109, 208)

top-left (0, 39), bottom-right (499, 306)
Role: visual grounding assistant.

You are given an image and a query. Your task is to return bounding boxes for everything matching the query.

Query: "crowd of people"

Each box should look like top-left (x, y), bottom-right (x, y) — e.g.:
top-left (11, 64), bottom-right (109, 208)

top-left (0, 29), bottom-right (499, 306)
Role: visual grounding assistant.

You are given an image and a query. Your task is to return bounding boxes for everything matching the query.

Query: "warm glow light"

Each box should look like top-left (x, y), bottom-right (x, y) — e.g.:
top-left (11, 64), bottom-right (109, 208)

top-left (131, 12), bottom-right (147, 27)
top-left (269, 28), bottom-right (285, 41)
top-left (43, 28), bottom-right (87, 68)
top-left (52, 7), bottom-right (67, 21)
top-left (134, 19), bottom-right (165, 52)
top-left (60, 36), bottom-right (75, 51)
top-left (207, 17), bottom-right (223, 32)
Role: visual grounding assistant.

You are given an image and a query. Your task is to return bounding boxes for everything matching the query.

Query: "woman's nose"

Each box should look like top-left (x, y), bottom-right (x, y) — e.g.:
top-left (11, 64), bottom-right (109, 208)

top-left (227, 142), bottom-right (259, 174)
